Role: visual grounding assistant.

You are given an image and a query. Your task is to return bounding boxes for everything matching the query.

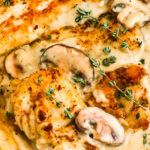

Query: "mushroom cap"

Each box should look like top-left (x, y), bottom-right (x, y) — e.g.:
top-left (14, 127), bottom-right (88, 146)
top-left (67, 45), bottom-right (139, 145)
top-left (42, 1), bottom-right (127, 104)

top-left (76, 107), bottom-right (125, 146)
top-left (40, 44), bottom-right (94, 84)
top-left (4, 49), bottom-right (38, 79)
top-left (111, 0), bottom-right (150, 28)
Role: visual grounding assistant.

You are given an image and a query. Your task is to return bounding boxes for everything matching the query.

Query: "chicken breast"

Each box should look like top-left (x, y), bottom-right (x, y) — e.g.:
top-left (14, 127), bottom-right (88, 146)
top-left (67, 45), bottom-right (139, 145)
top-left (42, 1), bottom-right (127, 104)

top-left (89, 65), bottom-right (149, 129)
top-left (12, 68), bottom-right (85, 147)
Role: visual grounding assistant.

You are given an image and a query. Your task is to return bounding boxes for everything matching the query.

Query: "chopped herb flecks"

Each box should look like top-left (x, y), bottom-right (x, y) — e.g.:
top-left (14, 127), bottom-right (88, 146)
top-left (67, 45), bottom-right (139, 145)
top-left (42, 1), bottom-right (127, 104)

top-left (119, 103), bottom-right (124, 108)
top-left (64, 108), bottom-right (72, 119)
top-left (109, 56), bottom-right (116, 64)
top-left (139, 59), bottom-right (145, 65)
top-left (143, 133), bottom-right (147, 145)
top-left (72, 75), bottom-right (86, 88)
top-left (122, 28), bottom-right (128, 34)
top-left (136, 113), bottom-right (140, 119)
top-left (102, 56), bottom-right (116, 66)
top-left (75, 8), bottom-right (92, 22)
top-left (112, 28), bottom-right (120, 39)
top-left (108, 80), bottom-right (117, 87)
top-left (101, 23), bottom-right (109, 30)
top-left (43, 52), bottom-right (47, 58)
top-left (99, 70), bottom-right (105, 76)
top-left (122, 89), bottom-right (134, 101)
top-left (4, 0), bottom-right (11, 6)
top-left (56, 101), bottom-right (62, 108)
top-left (36, 39), bottom-right (41, 43)
top-left (103, 46), bottom-right (111, 55)
top-left (40, 48), bottom-right (46, 52)
top-left (6, 111), bottom-right (10, 118)
top-left (122, 40), bottom-right (129, 49)
top-left (46, 35), bottom-right (52, 40)
top-left (46, 88), bottom-right (55, 100)
top-left (90, 58), bottom-right (100, 68)
top-left (46, 88), bottom-right (54, 96)
top-left (136, 39), bottom-right (142, 47)
top-left (38, 75), bottom-right (42, 84)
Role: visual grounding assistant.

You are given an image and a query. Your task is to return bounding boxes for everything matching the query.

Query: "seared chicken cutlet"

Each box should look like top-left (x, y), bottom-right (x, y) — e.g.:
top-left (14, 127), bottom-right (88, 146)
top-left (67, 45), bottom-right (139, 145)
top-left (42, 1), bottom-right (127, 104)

top-left (89, 65), bottom-right (149, 129)
top-left (12, 68), bottom-right (85, 148)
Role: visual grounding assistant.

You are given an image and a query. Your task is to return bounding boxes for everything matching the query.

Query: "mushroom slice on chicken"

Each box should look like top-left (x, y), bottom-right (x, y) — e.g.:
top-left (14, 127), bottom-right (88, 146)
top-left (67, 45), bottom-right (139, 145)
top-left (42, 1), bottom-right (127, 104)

top-left (111, 0), bottom-right (150, 28)
top-left (40, 44), bottom-right (94, 84)
top-left (76, 107), bottom-right (125, 146)
top-left (4, 48), bottom-right (38, 79)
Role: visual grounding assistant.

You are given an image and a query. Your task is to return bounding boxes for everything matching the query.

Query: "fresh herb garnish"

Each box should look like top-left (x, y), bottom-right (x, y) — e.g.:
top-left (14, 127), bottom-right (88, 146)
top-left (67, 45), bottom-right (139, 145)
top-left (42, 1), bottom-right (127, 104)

top-left (89, 56), bottom-right (147, 110)
top-left (46, 35), bottom-right (52, 40)
top-left (75, 8), bottom-right (92, 22)
top-left (109, 56), bottom-right (116, 64)
top-left (40, 48), bottom-right (46, 52)
top-left (143, 133), bottom-right (147, 145)
top-left (139, 59), bottom-right (145, 65)
top-left (64, 26), bottom-right (70, 29)
top-left (43, 52), bottom-right (47, 58)
top-left (90, 58), bottom-right (100, 68)
top-left (46, 88), bottom-right (54, 100)
top-left (101, 23), bottom-right (110, 30)
top-left (102, 56), bottom-right (116, 66)
top-left (122, 40), bottom-right (129, 49)
top-left (36, 39), bottom-right (41, 43)
top-left (72, 75), bottom-right (86, 88)
top-left (136, 39), bottom-right (142, 47)
top-left (107, 15), bottom-right (113, 20)
top-left (99, 70), bottom-right (105, 76)
top-left (49, 96), bottom-right (53, 101)
top-left (46, 88), bottom-right (54, 96)
top-left (122, 28), bottom-right (128, 34)
top-left (38, 75), bottom-right (42, 84)
top-left (136, 113), bottom-right (140, 119)
top-left (4, 0), bottom-right (11, 6)
top-left (103, 46), bottom-right (111, 55)
top-left (112, 28), bottom-right (120, 39)
top-left (119, 103), bottom-right (124, 108)
top-left (87, 18), bottom-right (98, 24)
top-left (102, 58), bottom-right (110, 66)
top-left (56, 101), bottom-right (62, 108)
top-left (108, 80), bottom-right (117, 87)
top-left (64, 108), bottom-right (72, 119)
top-left (123, 89), bottom-right (134, 101)
top-left (6, 111), bottom-right (10, 118)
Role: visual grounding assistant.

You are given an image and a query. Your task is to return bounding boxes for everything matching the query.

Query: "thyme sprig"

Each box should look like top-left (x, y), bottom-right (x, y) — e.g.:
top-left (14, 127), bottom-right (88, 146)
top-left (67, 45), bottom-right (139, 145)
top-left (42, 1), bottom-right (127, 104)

top-left (90, 57), bottom-right (147, 110)
top-left (75, 8), bottom-right (92, 22)
top-left (101, 23), bottom-right (131, 50)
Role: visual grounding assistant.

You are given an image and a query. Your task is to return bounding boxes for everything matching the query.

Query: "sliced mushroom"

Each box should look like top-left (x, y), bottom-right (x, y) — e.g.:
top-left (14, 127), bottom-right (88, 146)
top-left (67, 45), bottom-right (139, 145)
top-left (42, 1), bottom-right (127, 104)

top-left (40, 44), bottom-right (94, 83)
top-left (76, 107), bottom-right (124, 145)
top-left (4, 48), bottom-right (38, 79)
top-left (111, 0), bottom-right (150, 28)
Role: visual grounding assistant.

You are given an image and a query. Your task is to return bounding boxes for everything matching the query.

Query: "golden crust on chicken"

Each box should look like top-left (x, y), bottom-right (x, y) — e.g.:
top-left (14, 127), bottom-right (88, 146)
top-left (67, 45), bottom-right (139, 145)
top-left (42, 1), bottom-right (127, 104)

top-left (12, 68), bottom-right (85, 146)
top-left (89, 65), bottom-right (149, 129)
